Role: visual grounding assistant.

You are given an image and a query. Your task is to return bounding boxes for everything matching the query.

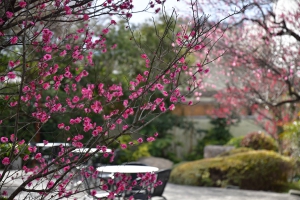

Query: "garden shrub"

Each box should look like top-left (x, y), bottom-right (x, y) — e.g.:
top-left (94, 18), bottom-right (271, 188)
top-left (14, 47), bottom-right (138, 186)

top-left (226, 136), bottom-right (243, 148)
top-left (241, 131), bottom-right (278, 151)
top-left (170, 150), bottom-right (294, 191)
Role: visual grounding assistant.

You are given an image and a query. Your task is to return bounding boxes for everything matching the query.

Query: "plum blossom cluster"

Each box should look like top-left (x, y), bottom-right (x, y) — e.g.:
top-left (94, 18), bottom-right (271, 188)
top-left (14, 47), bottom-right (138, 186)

top-left (0, 0), bottom-right (222, 199)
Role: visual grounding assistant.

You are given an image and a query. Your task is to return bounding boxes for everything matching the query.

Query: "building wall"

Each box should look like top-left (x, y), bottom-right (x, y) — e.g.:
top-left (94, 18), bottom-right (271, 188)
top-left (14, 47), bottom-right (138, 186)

top-left (170, 103), bottom-right (264, 159)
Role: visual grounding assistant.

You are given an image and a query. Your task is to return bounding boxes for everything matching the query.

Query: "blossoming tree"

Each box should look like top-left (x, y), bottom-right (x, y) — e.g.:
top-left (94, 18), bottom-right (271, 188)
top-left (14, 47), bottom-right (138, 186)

top-left (194, 0), bottom-right (300, 138)
top-left (0, 0), bottom-right (238, 199)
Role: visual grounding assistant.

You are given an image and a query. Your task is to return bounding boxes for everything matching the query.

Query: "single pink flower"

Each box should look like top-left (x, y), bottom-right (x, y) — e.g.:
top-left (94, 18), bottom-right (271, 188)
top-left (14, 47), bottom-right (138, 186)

top-left (19, 139), bottom-right (25, 145)
top-left (147, 137), bottom-right (155, 142)
top-left (126, 13), bottom-right (132, 18)
top-left (1, 190), bottom-right (8, 196)
top-left (102, 28), bottom-right (109, 34)
top-left (7, 72), bottom-right (16, 79)
top-left (141, 54), bottom-right (147, 59)
top-left (83, 14), bottom-right (89, 21)
top-left (122, 125), bottom-right (129, 131)
top-left (111, 44), bottom-right (117, 49)
top-left (28, 146), bottom-right (37, 153)
top-left (23, 155), bottom-right (29, 161)
top-left (35, 153), bottom-right (42, 160)
top-left (64, 166), bottom-right (70, 171)
top-left (92, 130), bottom-right (99, 137)
top-left (91, 190), bottom-right (97, 196)
top-left (0, 137), bottom-right (8, 143)
top-left (42, 82), bottom-right (50, 90)
top-left (2, 157), bottom-right (10, 165)
top-left (137, 138), bottom-right (143, 143)
top-left (102, 184), bottom-right (109, 190)
top-left (0, 19), bottom-right (4, 26)
top-left (47, 181), bottom-right (54, 188)
top-left (10, 101), bottom-right (18, 107)
top-left (59, 50), bottom-right (66, 57)
top-left (178, 57), bottom-right (185, 63)
top-left (6, 11), bottom-right (13, 18)
top-left (57, 123), bottom-right (64, 129)
top-left (10, 134), bottom-right (15, 142)
top-left (43, 54), bottom-right (52, 61)
top-left (10, 36), bottom-right (18, 44)
top-left (169, 104), bottom-right (175, 111)
top-left (19, 1), bottom-right (27, 8)
top-left (111, 20), bottom-right (117, 25)
top-left (120, 144), bottom-right (127, 149)
top-left (64, 6), bottom-right (71, 15)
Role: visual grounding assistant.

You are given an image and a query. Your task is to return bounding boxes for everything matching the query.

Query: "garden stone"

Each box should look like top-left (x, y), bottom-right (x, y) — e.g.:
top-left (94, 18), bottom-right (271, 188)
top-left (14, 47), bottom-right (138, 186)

top-left (138, 156), bottom-right (173, 169)
top-left (204, 145), bottom-right (235, 158)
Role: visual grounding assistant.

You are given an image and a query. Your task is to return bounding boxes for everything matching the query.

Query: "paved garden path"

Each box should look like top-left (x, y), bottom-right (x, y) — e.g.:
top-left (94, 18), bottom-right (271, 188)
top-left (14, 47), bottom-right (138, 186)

top-left (2, 171), bottom-right (300, 200)
top-left (159, 183), bottom-right (300, 200)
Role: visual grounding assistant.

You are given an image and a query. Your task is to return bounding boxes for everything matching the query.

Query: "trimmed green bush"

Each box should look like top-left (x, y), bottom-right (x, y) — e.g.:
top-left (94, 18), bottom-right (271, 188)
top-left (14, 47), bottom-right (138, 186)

top-left (240, 131), bottom-right (278, 151)
top-left (170, 150), bottom-right (294, 191)
top-left (226, 136), bottom-right (243, 148)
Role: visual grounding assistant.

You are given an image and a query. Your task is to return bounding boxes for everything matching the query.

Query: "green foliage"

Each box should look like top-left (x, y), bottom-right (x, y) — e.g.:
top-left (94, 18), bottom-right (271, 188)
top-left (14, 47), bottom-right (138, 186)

top-left (0, 143), bottom-right (30, 159)
top-left (226, 136), bottom-right (243, 148)
top-left (185, 118), bottom-right (233, 161)
top-left (240, 131), bottom-right (278, 151)
top-left (112, 135), bottom-right (151, 164)
top-left (0, 143), bottom-right (30, 169)
top-left (170, 149), bottom-right (294, 191)
top-left (139, 113), bottom-right (183, 163)
top-left (280, 119), bottom-right (300, 156)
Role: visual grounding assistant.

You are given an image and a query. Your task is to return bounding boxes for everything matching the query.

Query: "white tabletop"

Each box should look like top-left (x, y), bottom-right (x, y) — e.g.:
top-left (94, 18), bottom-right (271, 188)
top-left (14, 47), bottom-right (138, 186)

top-left (72, 148), bottom-right (112, 154)
top-left (35, 143), bottom-right (70, 147)
top-left (97, 165), bottom-right (159, 173)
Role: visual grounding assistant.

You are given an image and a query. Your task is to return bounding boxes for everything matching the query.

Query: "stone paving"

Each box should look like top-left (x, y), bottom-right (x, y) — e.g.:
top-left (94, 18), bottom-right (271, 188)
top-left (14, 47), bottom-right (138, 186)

top-left (6, 183), bottom-right (300, 200)
top-left (160, 183), bottom-right (300, 200)
top-left (2, 170), bottom-right (300, 200)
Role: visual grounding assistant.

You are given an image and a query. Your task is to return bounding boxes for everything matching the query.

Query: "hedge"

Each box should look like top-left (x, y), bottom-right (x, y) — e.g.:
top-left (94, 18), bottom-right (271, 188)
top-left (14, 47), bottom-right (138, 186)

top-left (170, 149), bottom-right (294, 191)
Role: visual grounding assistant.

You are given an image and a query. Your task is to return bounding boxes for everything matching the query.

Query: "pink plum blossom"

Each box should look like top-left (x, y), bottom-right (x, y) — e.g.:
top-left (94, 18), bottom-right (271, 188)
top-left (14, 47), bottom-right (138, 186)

top-left (83, 14), bottom-right (89, 21)
top-left (120, 144), bottom-right (127, 149)
top-left (7, 72), bottom-right (16, 79)
top-left (0, 137), bottom-right (8, 143)
top-left (2, 157), bottom-right (10, 165)
top-left (47, 181), bottom-right (54, 188)
top-left (19, 1), bottom-right (27, 8)
top-left (10, 36), bottom-right (18, 44)
top-left (147, 137), bottom-right (155, 142)
top-left (102, 28), bottom-right (109, 34)
top-left (6, 11), bottom-right (13, 18)
top-left (43, 54), bottom-right (52, 61)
